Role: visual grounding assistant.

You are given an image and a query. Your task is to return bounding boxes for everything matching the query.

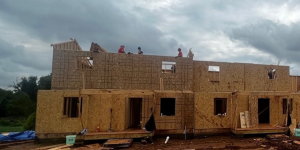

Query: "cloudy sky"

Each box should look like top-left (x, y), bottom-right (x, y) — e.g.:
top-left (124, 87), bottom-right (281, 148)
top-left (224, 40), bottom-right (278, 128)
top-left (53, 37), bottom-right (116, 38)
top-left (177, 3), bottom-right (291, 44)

top-left (1, 0), bottom-right (300, 88)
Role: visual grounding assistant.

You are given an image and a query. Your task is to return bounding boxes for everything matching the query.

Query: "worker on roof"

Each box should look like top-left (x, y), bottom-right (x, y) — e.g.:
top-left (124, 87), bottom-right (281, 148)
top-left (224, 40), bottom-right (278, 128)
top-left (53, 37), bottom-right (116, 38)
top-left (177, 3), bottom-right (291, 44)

top-left (118, 45), bottom-right (125, 53)
top-left (138, 46), bottom-right (143, 54)
top-left (187, 48), bottom-right (194, 58)
top-left (177, 48), bottom-right (182, 57)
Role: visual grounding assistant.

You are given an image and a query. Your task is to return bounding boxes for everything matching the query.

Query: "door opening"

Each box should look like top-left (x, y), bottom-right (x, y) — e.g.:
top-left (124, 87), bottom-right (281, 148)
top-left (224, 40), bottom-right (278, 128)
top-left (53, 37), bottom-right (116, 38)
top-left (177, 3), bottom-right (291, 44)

top-left (129, 98), bottom-right (142, 128)
top-left (258, 98), bottom-right (270, 124)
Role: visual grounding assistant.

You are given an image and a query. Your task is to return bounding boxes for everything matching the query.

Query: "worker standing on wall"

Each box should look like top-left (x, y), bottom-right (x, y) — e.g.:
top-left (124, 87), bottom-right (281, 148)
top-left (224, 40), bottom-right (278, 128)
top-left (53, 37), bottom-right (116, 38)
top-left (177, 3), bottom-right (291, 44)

top-left (138, 47), bottom-right (143, 54)
top-left (118, 45), bottom-right (125, 53)
top-left (187, 48), bottom-right (194, 58)
top-left (177, 48), bottom-right (183, 57)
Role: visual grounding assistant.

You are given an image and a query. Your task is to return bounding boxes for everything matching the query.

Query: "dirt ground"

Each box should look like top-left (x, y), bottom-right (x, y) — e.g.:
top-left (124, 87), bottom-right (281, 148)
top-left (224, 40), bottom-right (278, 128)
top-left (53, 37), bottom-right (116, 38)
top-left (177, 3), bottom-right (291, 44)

top-left (1, 134), bottom-right (300, 150)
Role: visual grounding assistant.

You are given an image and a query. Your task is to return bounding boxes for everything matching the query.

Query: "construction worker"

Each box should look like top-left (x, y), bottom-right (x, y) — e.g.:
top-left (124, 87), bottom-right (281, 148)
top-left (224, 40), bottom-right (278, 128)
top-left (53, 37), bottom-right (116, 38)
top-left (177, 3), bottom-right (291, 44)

top-left (138, 47), bottom-right (143, 54)
top-left (177, 48), bottom-right (182, 57)
top-left (187, 48), bottom-right (194, 58)
top-left (118, 45), bottom-right (125, 53)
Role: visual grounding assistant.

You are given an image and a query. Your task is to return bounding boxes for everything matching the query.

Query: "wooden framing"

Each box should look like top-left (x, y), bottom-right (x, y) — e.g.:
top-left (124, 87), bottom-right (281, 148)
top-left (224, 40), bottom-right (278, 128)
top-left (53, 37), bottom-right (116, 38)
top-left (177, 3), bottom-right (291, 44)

top-left (35, 40), bottom-right (300, 140)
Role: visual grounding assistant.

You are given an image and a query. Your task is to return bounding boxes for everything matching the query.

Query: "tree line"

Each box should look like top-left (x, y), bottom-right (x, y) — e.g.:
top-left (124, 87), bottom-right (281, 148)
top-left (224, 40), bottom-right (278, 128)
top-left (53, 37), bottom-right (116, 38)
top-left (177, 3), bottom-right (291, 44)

top-left (0, 73), bottom-right (52, 130)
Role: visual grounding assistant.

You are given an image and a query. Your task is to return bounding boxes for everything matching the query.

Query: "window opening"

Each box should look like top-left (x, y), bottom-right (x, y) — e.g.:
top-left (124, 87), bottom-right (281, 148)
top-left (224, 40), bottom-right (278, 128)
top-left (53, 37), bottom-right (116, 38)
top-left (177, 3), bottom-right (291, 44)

top-left (160, 98), bottom-right (175, 116)
top-left (209, 66), bottom-right (220, 72)
top-left (214, 98), bottom-right (227, 115)
top-left (77, 57), bottom-right (93, 69)
top-left (283, 98), bottom-right (287, 114)
top-left (208, 66), bottom-right (220, 82)
top-left (162, 61), bottom-right (176, 73)
top-left (63, 97), bottom-right (79, 118)
top-left (268, 69), bottom-right (277, 79)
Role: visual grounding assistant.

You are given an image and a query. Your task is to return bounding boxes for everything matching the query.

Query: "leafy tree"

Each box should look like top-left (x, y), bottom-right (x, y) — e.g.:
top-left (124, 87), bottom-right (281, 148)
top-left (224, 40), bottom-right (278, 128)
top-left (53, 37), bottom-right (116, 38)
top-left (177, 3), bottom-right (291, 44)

top-left (38, 73), bottom-right (52, 90)
top-left (0, 88), bottom-right (13, 117)
top-left (12, 76), bottom-right (38, 102)
top-left (6, 92), bottom-right (35, 117)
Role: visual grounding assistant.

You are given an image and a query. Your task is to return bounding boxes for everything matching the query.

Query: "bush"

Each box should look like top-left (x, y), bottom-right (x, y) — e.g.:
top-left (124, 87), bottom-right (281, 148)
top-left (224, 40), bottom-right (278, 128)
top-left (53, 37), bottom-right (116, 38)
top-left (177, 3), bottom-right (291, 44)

top-left (24, 112), bottom-right (36, 130)
top-left (0, 117), bottom-right (26, 126)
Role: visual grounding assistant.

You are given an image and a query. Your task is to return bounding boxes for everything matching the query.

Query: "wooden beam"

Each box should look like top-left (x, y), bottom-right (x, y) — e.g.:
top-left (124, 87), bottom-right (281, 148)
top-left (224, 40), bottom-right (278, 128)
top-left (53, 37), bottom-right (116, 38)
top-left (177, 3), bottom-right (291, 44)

top-left (80, 89), bottom-right (154, 95)
top-left (154, 90), bottom-right (194, 94)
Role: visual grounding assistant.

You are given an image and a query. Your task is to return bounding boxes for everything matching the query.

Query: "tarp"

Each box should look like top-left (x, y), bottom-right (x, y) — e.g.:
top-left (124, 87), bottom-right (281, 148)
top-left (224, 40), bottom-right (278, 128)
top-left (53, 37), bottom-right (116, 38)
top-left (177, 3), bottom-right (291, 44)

top-left (0, 131), bottom-right (35, 142)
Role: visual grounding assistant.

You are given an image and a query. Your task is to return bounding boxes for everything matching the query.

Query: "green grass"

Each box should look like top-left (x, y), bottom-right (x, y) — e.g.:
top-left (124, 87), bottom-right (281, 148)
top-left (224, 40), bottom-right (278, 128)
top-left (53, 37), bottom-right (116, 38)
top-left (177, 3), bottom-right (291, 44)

top-left (0, 125), bottom-right (24, 133)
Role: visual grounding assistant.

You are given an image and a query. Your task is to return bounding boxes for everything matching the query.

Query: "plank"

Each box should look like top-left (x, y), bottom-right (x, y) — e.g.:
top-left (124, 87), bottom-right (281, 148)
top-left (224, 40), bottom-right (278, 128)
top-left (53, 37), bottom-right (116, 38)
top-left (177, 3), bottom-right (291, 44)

top-left (80, 89), bottom-right (154, 95)
top-left (290, 118), bottom-right (297, 136)
top-left (240, 112), bottom-right (246, 128)
top-left (244, 111), bottom-right (250, 128)
top-left (36, 144), bottom-right (65, 150)
top-left (49, 145), bottom-right (72, 150)
top-left (86, 143), bottom-right (101, 148)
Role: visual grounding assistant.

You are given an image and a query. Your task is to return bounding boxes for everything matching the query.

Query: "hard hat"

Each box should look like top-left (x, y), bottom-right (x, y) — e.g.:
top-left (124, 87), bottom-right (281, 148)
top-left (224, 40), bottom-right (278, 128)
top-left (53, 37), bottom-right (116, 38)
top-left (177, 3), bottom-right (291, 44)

top-left (138, 46), bottom-right (141, 50)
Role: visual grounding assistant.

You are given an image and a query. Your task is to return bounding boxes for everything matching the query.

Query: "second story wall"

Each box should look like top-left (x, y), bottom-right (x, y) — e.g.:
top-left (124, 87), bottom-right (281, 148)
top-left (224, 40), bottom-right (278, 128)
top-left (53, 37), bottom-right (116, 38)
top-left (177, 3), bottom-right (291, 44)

top-left (51, 49), bottom-right (193, 90)
top-left (193, 61), bottom-right (291, 92)
top-left (291, 76), bottom-right (300, 92)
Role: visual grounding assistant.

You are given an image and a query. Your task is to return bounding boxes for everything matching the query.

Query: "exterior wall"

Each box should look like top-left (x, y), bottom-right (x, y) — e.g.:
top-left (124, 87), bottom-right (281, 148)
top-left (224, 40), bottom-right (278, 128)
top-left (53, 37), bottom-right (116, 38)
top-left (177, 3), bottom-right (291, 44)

top-left (194, 91), bottom-right (292, 133)
top-left (193, 61), bottom-right (291, 92)
top-left (153, 91), bottom-right (194, 134)
top-left (36, 90), bottom-right (194, 136)
top-left (37, 42), bottom-right (300, 137)
top-left (194, 92), bottom-right (232, 133)
top-left (52, 50), bottom-right (193, 91)
top-left (36, 90), bottom-right (83, 134)
top-left (291, 76), bottom-right (300, 92)
top-left (291, 94), bottom-right (300, 122)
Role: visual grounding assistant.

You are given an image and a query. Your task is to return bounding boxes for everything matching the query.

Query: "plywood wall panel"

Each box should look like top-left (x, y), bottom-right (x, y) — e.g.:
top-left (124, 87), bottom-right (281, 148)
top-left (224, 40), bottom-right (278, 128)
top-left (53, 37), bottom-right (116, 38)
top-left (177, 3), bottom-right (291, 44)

top-left (193, 61), bottom-right (291, 93)
top-left (51, 50), bottom-right (193, 91)
top-left (194, 92), bottom-right (232, 129)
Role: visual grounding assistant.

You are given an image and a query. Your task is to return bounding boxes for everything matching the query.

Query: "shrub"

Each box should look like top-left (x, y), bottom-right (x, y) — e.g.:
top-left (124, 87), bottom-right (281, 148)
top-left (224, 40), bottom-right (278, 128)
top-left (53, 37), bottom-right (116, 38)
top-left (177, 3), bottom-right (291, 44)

top-left (24, 112), bottom-right (36, 130)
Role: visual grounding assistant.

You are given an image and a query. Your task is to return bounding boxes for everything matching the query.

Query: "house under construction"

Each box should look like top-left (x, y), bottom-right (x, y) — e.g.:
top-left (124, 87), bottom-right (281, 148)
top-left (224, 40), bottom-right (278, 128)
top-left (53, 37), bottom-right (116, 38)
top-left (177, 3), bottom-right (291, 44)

top-left (35, 39), bottom-right (300, 141)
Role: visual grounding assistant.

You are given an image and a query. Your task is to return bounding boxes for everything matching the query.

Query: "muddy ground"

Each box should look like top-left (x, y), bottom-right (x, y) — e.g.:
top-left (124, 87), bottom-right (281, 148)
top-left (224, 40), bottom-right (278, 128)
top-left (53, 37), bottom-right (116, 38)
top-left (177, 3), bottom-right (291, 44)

top-left (2, 134), bottom-right (300, 150)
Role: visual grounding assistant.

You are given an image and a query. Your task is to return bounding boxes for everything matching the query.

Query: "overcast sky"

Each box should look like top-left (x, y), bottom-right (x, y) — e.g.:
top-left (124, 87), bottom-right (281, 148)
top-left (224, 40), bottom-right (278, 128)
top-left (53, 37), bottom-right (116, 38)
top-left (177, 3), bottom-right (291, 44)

top-left (1, 0), bottom-right (300, 89)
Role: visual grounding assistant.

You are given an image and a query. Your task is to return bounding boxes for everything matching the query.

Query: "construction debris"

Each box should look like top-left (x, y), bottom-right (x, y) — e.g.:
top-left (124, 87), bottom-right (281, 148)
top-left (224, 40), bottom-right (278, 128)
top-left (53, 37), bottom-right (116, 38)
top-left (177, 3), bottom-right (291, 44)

top-left (103, 139), bottom-right (133, 148)
top-left (266, 134), bottom-right (289, 141)
top-left (90, 42), bottom-right (108, 53)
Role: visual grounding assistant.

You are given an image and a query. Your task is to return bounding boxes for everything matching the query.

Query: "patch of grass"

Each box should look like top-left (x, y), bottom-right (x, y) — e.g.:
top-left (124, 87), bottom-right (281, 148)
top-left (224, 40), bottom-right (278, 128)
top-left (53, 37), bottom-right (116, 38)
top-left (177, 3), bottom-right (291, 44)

top-left (0, 125), bottom-right (24, 133)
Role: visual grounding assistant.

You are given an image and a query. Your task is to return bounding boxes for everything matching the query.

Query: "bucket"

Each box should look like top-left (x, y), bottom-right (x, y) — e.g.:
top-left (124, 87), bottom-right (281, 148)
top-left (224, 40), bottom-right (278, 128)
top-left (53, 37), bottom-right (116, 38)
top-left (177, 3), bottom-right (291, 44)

top-left (295, 129), bottom-right (300, 137)
top-left (66, 135), bottom-right (76, 145)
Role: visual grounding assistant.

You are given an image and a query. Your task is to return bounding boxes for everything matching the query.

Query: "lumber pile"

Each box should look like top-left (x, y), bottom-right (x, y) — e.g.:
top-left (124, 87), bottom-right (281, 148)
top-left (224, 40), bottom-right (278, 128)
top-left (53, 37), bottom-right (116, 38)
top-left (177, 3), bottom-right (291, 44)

top-left (266, 134), bottom-right (289, 141)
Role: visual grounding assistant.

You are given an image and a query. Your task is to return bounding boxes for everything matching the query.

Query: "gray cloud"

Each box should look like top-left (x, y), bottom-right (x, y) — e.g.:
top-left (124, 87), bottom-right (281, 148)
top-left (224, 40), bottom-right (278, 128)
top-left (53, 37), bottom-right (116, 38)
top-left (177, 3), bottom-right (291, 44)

top-left (227, 20), bottom-right (300, 64)
top-left (0, 0), bottom-right (180, 55)
top-left (1, 0), bottom-right (300, 88)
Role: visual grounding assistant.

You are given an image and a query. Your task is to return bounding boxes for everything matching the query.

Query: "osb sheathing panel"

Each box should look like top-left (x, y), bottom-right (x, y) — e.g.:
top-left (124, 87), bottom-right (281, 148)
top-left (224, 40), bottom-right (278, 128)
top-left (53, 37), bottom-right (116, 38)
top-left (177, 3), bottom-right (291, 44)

top-left (242, 93), bottom-right (289, 128)
top-left (244, 64), bottom-right (291, 91)
top-left (193, 61), bottom-right (291, 92)
top-left (51, 50), bottom-right (193, 91)
top-left (291, 94), bottom-right (300, 122)
top-left (152, 92), bottom-right (194, 131)
top-left (36, 90), bottom-right (83, 134)
top-left (194, 92), bottom-right (232, 129)
top-left (52, 40), bottom-right (82, 51)
top-left (233, 94), bottom-right (249, 129)
top-left (251, 93), bottom-right (289, 127)
top-left (291, 76), bottom-right (300, 92)
top-left (193, 61), bottom-right (245, 92)
top-left (36, 90), bottom-right (156, 134)
top-left (86, 94), bottom-right (126, 132)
